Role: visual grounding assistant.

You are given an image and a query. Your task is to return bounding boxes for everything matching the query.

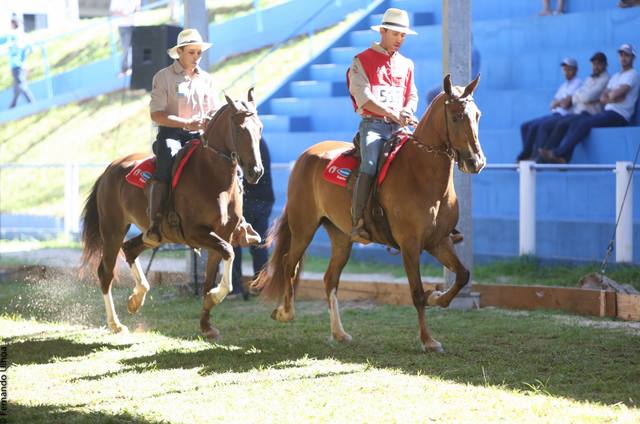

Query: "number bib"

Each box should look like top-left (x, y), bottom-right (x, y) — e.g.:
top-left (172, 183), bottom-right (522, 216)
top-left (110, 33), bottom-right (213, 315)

top-left (372, 85), bottom-right (404, 110)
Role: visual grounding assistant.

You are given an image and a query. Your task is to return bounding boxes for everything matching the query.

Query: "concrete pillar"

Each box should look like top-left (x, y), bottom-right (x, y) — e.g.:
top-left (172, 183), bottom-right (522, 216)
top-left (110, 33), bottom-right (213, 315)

top-left (442, 0), bottom-right (478, 309)
top-left (184, 0), bottom-right (209, 70)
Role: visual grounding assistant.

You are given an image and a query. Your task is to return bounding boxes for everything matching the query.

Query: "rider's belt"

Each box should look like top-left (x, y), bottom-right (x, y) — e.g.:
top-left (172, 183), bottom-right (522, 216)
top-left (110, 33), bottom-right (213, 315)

top-left (361, 116), bottom-right (393, 124)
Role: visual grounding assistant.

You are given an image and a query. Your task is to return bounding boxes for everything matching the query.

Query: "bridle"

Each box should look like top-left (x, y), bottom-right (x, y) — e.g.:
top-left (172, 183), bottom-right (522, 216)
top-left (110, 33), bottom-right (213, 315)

top-left (201, 103), bottom-right (240, 165)
top-left (411, 92), bottom-right (470, 161)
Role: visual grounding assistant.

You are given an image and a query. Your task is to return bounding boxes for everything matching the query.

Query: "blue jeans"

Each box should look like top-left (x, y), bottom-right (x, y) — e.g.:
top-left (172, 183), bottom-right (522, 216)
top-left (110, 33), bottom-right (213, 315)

top-left (10, 66), bottom-right (35, 108)
top-left (518, 113), bottom-right (561, 160)
top-left (358, 118), bottom-right (400, 176)
top-left (552, 110), bottom-right (627, 162)
top-left (540, 112), bottom-right (588, 151)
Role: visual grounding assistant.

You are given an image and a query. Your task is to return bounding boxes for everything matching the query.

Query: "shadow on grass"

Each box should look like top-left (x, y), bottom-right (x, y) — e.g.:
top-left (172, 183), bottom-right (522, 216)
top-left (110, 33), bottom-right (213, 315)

top-left (5, 337), bottom-right (132, 365)
top-left (7, 403), bottom-right (159, 424)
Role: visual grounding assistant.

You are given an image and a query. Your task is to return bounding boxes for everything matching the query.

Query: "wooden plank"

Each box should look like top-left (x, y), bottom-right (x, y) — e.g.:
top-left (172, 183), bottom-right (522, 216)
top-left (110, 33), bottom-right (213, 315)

top-left (617, 293), bottom-right (640, 321)
top-left (296, 278), bottom-right (442, 305)
top-left (473, 284), bottom-right (617, 317)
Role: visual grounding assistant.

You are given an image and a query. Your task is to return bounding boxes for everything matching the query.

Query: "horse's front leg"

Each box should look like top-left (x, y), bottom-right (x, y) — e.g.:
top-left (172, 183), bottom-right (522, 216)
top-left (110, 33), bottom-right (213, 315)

top-left (199, 249), bottom-right (223, 341)
top-left (122, 235), bottom-right (151, 314)
top-left (425, 238), bottom-right (470, 308)
top-left (400, 239), bottom-right (444, 353)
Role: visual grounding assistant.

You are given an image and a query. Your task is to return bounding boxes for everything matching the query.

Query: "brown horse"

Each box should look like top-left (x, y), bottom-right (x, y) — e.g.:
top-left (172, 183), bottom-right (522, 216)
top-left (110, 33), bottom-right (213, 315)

top-left (81, 89), bottom-right (263, 340)
top-left (253, 75), bottom-right (484, 352)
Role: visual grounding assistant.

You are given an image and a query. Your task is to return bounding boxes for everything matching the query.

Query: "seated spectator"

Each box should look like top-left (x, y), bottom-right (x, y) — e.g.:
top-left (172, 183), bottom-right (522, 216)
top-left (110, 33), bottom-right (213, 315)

top-left (516, 57), bottom-right (581, 161)
top-left (619, 0), bottom-right (640, 8)
top-left (540, 44), bottom-right (639, 164)
top-left (540, 0), bottom-right (564, 15)
top-left (535, 52), bottom-right (610, 159)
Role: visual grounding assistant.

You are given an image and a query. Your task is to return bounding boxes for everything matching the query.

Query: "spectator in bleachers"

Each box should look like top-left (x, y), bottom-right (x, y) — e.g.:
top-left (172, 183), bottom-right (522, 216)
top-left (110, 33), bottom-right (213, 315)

top-left (516, 57), bottom-right (581, 161)
top-left (535, 52), bottom-right (610, 159)
top-left (0, 14), bottom-right (35, 108)
top-left (619, 0), bottom-right (640, 8)
top-left (231, 137), bottom-right (275, 300)
top-left (110, 0), bottom-right (140, 77)
top-left (540, 44), bottom-right (639, 164)
top-left (540, 0), bottom-right (564, 15)
top-left (347, 8), bottom-right (418, 244)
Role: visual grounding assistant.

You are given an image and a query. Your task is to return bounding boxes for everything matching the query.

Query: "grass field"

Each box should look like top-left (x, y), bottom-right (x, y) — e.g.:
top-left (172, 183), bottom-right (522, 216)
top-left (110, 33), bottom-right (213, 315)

top-left (1, 276), bottom-right (639, 423)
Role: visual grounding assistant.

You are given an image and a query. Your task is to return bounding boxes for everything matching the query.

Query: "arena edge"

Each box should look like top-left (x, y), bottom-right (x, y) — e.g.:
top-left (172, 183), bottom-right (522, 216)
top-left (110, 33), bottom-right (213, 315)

top-left (0, 345), bottom-right (7, 423)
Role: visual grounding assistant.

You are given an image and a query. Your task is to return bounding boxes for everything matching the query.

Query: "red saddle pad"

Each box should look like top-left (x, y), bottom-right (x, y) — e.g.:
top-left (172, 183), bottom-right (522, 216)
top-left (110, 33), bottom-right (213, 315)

top-left (125, 139), bottom-right (201, 189)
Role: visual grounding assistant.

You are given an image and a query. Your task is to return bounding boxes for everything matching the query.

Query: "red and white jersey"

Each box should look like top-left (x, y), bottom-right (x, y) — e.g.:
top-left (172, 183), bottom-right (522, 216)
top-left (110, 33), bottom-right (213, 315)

top-left (347, 43), bottom-right (418, 118)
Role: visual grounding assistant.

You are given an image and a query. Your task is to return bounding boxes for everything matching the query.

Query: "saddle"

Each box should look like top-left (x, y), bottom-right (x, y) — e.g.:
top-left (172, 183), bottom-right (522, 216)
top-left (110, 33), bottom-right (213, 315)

top-left (323, 131), bottom-right (411, 249)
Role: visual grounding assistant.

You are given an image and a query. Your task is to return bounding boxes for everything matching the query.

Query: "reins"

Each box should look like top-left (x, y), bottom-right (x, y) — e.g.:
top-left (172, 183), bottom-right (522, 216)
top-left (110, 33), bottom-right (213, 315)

top-left (200, 104), bottom-right (239, 165)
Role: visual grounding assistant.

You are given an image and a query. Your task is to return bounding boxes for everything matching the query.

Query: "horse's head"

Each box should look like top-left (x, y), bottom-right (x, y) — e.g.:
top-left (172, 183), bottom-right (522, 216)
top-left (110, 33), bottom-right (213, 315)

top-left (204, 88), bottom-right (264, 183)
top-left (438, 74), bottom-right (485, 173)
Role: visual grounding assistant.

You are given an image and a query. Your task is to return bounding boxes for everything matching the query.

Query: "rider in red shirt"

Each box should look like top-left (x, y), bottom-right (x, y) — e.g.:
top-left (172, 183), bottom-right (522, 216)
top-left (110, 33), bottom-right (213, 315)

top-left (347, 8), bottom-right (418, 243)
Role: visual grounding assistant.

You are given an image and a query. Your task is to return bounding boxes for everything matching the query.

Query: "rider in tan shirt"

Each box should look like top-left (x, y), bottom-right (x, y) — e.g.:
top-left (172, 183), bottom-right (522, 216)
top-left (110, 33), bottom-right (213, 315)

top-left (144, 28), bottom-right (219, 247)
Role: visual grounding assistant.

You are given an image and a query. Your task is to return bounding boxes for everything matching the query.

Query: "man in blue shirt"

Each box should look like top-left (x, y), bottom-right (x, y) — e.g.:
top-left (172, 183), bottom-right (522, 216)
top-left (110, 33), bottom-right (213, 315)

top-left (0, 15), bottom-right (35, 108)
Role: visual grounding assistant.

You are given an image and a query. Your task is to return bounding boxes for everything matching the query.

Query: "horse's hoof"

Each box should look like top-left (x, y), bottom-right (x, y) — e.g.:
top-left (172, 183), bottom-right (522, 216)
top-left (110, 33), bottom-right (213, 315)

top-left (333, 332), bottom-right (353, 343)
top-left (110, 323), bottom-right (129, 334)
top-left (127, 294), bottom-right (145, 314)
top-left (422, 340), bottom-right (444, 353)
top-left (203, 327), bottom-right (221, 342)
top-left (271, 307), bottom-right (294, 322)
top-left (426, 290), bottom-right (443, 307)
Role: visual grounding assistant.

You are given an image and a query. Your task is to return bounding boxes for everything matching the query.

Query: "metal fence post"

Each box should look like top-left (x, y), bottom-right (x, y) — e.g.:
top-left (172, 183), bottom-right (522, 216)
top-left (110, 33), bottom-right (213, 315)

top-left (64, 163), bottom-right (80, 240)
top-left (519, 160), bottom-right (536, 256)
top-left (615, 161), bottom-right (633, 263)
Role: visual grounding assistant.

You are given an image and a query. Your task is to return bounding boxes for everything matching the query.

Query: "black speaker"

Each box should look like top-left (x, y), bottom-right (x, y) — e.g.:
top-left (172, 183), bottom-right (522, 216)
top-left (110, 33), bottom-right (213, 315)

top-left (131, 25), bottom-right (182, 91)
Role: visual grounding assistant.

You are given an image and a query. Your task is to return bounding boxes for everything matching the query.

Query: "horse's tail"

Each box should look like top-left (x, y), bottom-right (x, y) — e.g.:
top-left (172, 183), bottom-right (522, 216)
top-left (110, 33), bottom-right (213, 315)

top-left (251, 205), bottom-right (294, 301)
top-left (80, 174), bottom-right (104, 272)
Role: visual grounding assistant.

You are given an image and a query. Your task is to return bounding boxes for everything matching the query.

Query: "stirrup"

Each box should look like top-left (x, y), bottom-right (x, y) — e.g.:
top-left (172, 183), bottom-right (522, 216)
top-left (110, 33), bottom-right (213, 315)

top-left (142, 226), bottom-right (162, 247)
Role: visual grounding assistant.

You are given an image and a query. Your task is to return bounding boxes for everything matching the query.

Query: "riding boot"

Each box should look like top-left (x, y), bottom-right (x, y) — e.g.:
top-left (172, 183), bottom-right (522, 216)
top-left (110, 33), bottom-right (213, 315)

top-left (350, 173), bottom-right (373, 244)
top-left (142, 179), bottom-right (169, 247)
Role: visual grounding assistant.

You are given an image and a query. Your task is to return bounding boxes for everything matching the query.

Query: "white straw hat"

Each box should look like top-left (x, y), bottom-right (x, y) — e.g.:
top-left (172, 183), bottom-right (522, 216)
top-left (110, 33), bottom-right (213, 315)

top-left (167, 29), bottom-right (212, 59)
top-left (371, 8), bottom-right (417, 35)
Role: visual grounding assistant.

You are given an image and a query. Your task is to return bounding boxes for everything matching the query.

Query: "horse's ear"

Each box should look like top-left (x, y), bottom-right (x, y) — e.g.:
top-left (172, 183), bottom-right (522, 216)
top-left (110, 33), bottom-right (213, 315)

top-left (248, 87), bottom-right (255, 104)
top-left (225, 94), bottom-right (238, 113)
top-left (443, 74), bottom-right (452, 96)
top-left (462, 73), bottom-right (480, 98)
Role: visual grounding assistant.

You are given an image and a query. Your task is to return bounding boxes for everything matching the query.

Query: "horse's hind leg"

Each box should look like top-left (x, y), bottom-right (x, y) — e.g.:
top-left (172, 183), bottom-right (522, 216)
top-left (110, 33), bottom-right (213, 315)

top-left (425, 239), bottom-right (470, 308)
top-left (400, 240), bottom-right (443, 353)
top-left (122, 234), bottom-right (151, 314)
top-left (272, 219), bottom-right (317, 323)
top-left (322, 221), bottom-right (353, 342)
top-left (99, 226), bottom-right (129, 333)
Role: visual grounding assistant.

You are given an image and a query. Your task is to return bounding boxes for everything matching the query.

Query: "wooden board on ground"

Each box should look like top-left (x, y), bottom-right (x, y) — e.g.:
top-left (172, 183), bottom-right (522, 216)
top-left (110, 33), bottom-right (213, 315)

top-left (617, 293), bottom-right (640, 320)
top-left (296, 278), bottom-right (442, 305)
top-left (473, 284), bottom-right (617, 317)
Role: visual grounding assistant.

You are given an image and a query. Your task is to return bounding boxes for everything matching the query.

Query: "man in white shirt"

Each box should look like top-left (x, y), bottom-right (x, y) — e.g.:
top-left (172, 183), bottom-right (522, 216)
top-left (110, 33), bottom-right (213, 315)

top-left (541, 44), bottom-right (639, 164)
top-left (537, 52), bottom-right (610, 156)
top-left (517, 57), bottom-right (581, 161)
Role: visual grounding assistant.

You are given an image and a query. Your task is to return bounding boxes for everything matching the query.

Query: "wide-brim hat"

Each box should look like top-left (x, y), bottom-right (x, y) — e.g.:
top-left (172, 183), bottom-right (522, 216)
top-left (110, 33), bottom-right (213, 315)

top-left (371, 8), bottom-right (417, 35)
top-left (167, 29), bottom-right (212, 59)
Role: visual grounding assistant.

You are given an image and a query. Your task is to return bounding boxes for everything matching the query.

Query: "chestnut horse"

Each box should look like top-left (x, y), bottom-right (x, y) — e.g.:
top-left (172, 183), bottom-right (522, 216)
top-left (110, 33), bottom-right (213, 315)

top-left (253, 75), bottom-right (484, 352)
top-left (81, 89), bottom-right (263, 340)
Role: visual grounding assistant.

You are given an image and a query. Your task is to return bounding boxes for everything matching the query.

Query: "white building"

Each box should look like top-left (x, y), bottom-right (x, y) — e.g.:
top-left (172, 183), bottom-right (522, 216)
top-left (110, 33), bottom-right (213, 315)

top-left (1, 0), bottom-right (80, 32)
